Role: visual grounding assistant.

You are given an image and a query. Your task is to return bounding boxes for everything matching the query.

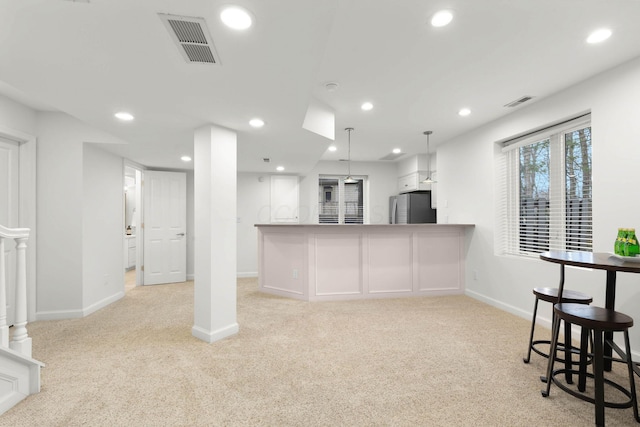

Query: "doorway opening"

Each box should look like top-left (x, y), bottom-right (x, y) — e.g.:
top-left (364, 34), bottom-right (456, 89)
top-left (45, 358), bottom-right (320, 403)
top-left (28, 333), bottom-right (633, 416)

top-left (124, 164), bottom-right (143, 291)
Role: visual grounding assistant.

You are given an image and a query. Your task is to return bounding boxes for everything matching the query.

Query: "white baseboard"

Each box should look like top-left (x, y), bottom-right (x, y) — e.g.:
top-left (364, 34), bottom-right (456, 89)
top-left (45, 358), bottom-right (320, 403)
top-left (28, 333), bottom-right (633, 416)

top-left (465, 289), bottom-right (640, 361)
top-left (192, 323), bottom-right (239, 343)
top-left (37, 309), bottom-right (84, 321)
top-left (185, 273), bottom-right (258, 280)
top-left (465, 289), bottom-right (535, 323)
top-left (237, 272), bottom-right (258, 278)
top-left (37, 291), bottom-right (124, 320)
top-left (82, 291), bottom-right (124, 317)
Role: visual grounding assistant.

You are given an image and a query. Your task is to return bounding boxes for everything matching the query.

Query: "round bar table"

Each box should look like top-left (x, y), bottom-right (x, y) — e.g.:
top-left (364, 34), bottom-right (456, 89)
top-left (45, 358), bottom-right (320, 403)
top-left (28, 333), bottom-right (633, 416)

top-left (540, 251), bottom-right (640, 372)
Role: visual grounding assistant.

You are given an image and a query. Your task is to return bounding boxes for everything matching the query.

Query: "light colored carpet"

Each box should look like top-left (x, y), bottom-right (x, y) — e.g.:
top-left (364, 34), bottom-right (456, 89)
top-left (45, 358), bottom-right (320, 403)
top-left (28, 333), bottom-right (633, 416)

top-left (124, 268), bottom-right (136, 292)
top-left (3, 278), bottom-right (639, 426)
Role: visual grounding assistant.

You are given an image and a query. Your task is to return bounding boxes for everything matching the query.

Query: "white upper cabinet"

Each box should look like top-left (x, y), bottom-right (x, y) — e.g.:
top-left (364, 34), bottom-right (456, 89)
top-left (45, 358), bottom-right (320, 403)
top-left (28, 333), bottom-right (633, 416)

top-left (396, 153), bottom-right (436, 195)
top-left (398, 171), bottom-right (432, 193)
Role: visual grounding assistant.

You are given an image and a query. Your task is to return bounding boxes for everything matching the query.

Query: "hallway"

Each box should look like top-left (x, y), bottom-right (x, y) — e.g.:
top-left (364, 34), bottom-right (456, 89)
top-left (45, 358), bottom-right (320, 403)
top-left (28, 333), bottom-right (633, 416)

top-left (124, 269), bottom-right (136, 292)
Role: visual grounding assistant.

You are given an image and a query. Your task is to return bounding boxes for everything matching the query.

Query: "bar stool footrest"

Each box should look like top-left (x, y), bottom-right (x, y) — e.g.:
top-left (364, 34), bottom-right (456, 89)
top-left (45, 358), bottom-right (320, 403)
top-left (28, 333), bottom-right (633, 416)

top-left (551, 368), bottom-right (635, 410)
top-left (532, 339), bottom-right (592, 364)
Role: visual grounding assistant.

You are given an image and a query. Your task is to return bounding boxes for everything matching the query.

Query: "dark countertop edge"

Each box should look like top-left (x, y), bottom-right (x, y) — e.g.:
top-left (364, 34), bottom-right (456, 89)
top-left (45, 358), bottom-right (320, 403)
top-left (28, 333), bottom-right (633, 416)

top-left (255, 223), bottom-right (475, 227)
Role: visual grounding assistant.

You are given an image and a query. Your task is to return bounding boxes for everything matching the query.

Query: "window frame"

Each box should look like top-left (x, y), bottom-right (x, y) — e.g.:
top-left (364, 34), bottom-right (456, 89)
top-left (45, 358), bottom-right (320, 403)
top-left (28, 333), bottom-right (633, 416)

top-left (497, 115), bottom-right (592, 257)
top-left (318, 175), bottom-right (368, 224)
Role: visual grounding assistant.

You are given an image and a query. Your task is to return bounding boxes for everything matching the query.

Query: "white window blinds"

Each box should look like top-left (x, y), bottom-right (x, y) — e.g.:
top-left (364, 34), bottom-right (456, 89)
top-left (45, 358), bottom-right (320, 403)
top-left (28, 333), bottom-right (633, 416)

top-left (496, 114), bottom-right (592, 256)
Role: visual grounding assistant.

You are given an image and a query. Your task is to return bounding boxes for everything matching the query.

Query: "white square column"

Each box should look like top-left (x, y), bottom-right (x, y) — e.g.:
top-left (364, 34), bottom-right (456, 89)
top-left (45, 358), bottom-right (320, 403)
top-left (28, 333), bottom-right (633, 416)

top-left (192, 125), bottom-right (239, 342)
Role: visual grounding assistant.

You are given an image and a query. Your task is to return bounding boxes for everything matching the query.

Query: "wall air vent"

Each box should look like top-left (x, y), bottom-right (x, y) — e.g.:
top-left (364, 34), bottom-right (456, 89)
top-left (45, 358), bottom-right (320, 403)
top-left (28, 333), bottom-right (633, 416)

top-left (159, 14), bottom-right (220, 65)
top-left (504, 96), bottom-right (534, 108)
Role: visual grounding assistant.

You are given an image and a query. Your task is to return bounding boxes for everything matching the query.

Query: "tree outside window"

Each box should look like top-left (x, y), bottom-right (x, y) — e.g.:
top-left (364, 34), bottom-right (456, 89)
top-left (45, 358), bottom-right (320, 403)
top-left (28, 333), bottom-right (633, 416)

top-left (500, 119), bottom-right (592, 256)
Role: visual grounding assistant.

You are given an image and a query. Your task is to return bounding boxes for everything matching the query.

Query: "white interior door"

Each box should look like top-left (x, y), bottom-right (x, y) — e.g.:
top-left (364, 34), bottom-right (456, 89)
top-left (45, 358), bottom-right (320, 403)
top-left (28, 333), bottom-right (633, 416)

top-left (143, 170), bottom-right (187, 285)
top-left (0, 137), bottom-right (19, 324)
top-left (270, 175), bottom-right (299, 223)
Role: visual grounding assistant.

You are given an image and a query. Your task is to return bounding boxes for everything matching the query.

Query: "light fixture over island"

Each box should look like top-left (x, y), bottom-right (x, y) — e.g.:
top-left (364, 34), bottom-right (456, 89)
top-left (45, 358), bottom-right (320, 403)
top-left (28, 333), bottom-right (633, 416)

top-left (256, 223), bottom-right (474, 301)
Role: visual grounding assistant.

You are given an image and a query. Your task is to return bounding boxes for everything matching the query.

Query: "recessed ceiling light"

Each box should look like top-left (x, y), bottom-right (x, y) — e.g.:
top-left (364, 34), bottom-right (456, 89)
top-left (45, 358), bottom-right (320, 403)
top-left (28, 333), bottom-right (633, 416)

top-left (249, 118), bottom-right (265, 128)
top-left (587, 28), bottom-right (612, 44)
top-left (361, 102), bottom-right (374, 111)
top-left (181, 156), bottom-right (192, 162)
top-left (115, 112), bottom-right (134, 121)
top-left (458, 108), bottom-right (471, 117)
top-left (392, 148), bottom-right (401, 154)
top-left (328, 145), bottom-right (337, 152)
top-left (431, 10), bottom-right (453, 27)
top-left (220, 6), bottom-right (253, 30)
top-left (276, 166), bottom-right (285, 172)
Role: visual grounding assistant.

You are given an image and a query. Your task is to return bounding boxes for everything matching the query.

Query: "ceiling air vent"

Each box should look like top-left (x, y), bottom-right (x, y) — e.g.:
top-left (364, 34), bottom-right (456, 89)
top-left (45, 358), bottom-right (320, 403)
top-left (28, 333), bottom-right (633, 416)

top-left (504, 96), bottom-right (534, 108)
top-left (159, 14), bottom-right (220, 65)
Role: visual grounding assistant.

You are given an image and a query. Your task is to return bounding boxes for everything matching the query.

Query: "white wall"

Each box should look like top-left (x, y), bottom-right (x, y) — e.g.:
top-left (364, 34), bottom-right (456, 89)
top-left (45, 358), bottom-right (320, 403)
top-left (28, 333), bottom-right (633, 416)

top-left (186, 171), bottom-right (195, 280)
top-left (36, 113), bottom-right (85, 316)
top-left (237, 173), bottom-right (270, 276)
top-left (437, 56), bottom-right (640, 353)
top-left (82, 144), bottom-right (125, 314)
top-left (0, 95), bottom-right (37, 135)
top-left (36, 112), bottom-right (127, 319)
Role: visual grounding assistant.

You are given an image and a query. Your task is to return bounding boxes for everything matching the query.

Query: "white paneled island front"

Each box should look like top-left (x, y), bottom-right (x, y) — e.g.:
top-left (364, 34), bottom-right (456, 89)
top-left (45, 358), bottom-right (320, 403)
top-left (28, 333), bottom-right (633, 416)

top-left (256, 224), bottom-right (474, 301)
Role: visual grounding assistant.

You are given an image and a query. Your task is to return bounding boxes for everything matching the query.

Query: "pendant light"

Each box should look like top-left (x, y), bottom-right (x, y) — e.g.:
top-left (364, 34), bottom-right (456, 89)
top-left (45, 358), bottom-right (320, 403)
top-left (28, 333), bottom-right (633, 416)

top-left (344, 127), bottom-right (358, 184)
top-left (421, 130), bottom-right (437, 184)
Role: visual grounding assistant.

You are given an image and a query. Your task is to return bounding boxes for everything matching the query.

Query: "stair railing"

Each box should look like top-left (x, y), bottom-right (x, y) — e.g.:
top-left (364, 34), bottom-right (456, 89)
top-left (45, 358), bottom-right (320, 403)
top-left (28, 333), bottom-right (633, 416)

top-left (0, 224), bottom-right (32, 358)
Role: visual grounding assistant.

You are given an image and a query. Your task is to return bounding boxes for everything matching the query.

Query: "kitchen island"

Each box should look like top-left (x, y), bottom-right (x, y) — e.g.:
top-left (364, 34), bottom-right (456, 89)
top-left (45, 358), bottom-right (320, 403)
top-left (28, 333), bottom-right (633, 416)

top-left (256, 224), bottom-right (474, 301)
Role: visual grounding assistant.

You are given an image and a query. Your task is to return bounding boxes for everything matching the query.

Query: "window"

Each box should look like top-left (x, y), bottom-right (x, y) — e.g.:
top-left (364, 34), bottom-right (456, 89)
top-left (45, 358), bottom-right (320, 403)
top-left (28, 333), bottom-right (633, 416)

top-left (497, 115), bottom-right (592, 256)
top-left (318, 176), bottom-right (365, 224)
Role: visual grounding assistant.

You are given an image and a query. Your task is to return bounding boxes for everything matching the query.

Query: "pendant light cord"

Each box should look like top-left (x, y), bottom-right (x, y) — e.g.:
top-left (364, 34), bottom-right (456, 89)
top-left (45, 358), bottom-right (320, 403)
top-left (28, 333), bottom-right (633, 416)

top-left (423, 130), bottom-right (434, 183)
top-left (426, 132), bottom-right (430, 178)
top-left (346, 127), bottom-right (354, 177)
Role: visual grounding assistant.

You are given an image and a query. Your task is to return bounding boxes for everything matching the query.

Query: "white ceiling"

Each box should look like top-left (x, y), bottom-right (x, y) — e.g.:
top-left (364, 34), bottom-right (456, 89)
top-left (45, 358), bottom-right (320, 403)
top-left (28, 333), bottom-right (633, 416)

top-left (1, 0), bottom-right (640, 173)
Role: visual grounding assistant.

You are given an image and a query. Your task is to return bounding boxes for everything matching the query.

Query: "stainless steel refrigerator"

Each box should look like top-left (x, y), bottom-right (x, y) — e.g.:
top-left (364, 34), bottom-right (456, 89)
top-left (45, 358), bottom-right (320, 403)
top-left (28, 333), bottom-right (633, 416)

top-left (389, 191), bottom-right (437, 224)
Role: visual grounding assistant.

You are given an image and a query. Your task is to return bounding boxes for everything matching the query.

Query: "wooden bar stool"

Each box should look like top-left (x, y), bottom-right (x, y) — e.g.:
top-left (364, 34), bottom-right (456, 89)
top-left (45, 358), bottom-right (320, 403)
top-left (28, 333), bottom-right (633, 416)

top-left (524, 287), bottom-right (593, 366)
top-left (542, 303), bottom-right (639, 427)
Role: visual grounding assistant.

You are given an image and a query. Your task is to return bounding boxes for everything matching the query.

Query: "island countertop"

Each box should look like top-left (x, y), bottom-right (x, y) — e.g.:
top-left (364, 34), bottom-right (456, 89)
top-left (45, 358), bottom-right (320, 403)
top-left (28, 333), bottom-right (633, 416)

top-left (256, 223), bottom-right (474, 301)
top-left (255, 223), bottom-right (474, 227)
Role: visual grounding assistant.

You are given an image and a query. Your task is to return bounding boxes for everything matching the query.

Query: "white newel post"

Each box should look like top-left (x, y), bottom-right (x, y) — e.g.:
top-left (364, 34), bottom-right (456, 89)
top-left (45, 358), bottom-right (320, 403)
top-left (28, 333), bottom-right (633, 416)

top-left (10, 236), bottom-right (31, 357)
top-left (0, 237), bottom-right (7, 348)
